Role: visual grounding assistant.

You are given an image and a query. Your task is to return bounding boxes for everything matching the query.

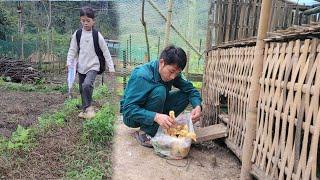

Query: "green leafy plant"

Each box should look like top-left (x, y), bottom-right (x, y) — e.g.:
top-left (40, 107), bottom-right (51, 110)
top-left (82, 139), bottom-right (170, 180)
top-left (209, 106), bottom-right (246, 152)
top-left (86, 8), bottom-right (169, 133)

top-left (82, 104), bottom-right (116, 143)
top-left (66, 166), bottom-right (104, 179)
top-left (93, 85), bottom-right (109, 99)
top-left (38, 98), bottom-right (79, 129)
top-left (53, 83), bottom-right (68, 93)
top-left (7, 125), bottom-right (34, 151)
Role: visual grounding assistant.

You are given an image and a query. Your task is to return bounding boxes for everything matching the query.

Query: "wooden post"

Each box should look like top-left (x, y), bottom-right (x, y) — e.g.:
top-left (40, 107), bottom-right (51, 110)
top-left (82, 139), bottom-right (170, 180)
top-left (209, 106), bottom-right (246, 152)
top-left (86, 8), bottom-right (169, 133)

top-left (224, 0), bottom-right (233, 42)
top-left (164, 0), bottom-right (173, 47)
top-left (129, 34), bottom-right (132, 63)
top-left (240, 0), bottom-right (272, 179)
top-left (248, 0), bottom-right (257, 37)
top-left (141, 0), bottom-right (150, 62)
top-left (214, 0), bottom-right (219, 45)
top-left (157, 36), bottom-right (160, 59)
top-left (126, 39), bottom-right (129, 63)
top-left (206, 1), bottom-right (213, 51)
top-left (294, 3), bottom-right (299, 25)
top-left (123, 50), bottom-right (127, 90)
top-left (18, 2), bottom-right (24, 60)
top-left (238, 0), bottom-right (245, 40)
top-left (185, 51), bottom-right (190, 79)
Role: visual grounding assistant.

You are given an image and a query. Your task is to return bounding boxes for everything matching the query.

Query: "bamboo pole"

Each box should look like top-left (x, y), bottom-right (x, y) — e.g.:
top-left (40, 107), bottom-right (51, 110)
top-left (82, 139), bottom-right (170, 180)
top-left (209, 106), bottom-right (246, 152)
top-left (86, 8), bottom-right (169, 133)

top-left (201, 0), bottom-right (214, 127)
top-left (141, 0), bottom-right (150, 61)
top-left (164, 0), bottom-right (174, 47)
top-left (216, 0), bottom-right (222, 44)
top-left (224, 0), bottom-right (233, 42)
top-left (147, 0), bottom-right (201, 56)
top-left (240, 0), bottom-right (272, 179)
top-left (249, 0), bottom-right (257, 37)
top-left (238, 0), bottom-right (245, 40)
top-left (215, 0), bottom-right (220, 45)
top-left (205, 0), bottom-right (214, 51)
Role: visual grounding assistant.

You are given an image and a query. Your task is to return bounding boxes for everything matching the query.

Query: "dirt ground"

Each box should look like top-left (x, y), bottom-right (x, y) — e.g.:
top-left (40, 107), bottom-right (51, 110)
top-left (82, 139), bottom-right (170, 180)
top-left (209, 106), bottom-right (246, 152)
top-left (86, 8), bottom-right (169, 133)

top-left (0, 77), bottom-right (241, 179)
top-left (0, 88), bottom-right (65, 137)
top-left (2, 115), bottom-right (80, 179)
top-left (112, 118), bottom-right (241, 180)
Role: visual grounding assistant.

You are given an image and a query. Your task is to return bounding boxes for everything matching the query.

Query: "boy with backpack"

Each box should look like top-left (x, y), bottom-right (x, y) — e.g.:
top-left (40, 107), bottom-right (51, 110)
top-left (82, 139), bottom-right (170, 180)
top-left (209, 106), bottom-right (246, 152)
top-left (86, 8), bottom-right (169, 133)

top-left (67, 6), bottom-right (115, 119)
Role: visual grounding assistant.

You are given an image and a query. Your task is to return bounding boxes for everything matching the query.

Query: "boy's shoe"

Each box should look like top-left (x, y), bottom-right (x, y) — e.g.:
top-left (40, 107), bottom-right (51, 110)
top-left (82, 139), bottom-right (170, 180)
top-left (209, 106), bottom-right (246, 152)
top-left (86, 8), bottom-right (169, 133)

top-left (78, 111), bottom-right (86, 118)
top-left (84, 106), bottom-right (95, 119)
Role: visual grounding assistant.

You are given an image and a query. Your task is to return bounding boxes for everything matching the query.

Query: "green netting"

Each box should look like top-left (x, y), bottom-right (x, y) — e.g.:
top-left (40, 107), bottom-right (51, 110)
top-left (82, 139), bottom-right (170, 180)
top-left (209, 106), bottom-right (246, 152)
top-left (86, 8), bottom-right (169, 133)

top-left (117, 0), bottom-right (208, 74)
top-left (0, 39), bottom-right (36, 59)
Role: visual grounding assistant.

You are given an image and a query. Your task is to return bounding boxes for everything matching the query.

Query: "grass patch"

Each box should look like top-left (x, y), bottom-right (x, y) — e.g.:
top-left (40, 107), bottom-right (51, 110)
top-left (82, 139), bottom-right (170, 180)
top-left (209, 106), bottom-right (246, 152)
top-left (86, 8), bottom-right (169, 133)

top-left (65, 85), bottom-right (116, 179)
top-left (0, 78), bottom-right (68, 93)
top-left (0, 84), bottom-right (116, 179)
top-left (64, 142), bottom-right (113, 179)
top-left (6, 125), bottom-right (35, 151)
top-left (93, 85), bottom-right (109, 100)
top-left (82, 104), bottom-right (116, 143)
top-left (0, 125), bottom-right (36, 154)
top-left (37, 98), bottom-right (80, 130)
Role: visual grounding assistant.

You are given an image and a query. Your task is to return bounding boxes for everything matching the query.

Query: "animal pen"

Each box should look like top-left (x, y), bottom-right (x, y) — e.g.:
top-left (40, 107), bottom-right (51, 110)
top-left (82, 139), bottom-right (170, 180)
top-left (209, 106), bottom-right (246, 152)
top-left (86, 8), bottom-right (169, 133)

top-left (201, 0), bottom-right (320, 179)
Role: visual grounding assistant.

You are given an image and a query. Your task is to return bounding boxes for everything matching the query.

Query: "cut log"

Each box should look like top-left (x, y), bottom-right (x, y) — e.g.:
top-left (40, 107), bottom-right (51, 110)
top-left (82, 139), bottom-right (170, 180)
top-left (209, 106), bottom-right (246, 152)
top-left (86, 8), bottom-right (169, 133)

top-left (194, 123), bottom-right (228, 143)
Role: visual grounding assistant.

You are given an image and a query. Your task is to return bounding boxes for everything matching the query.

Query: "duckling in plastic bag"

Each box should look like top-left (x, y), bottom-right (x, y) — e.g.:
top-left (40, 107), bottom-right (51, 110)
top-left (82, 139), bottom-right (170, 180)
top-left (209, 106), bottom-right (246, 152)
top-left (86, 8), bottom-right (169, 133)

top-left (151, 111), bottom-right (196, 159)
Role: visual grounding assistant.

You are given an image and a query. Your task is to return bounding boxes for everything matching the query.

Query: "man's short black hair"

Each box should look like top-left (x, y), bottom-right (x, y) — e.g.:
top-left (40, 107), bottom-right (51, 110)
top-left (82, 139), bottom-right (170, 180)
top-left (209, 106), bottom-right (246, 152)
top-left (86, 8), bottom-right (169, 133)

top-left (159, 45), bottom-right (187, 70)
top-left (80, 6), bottom-right (95, 19)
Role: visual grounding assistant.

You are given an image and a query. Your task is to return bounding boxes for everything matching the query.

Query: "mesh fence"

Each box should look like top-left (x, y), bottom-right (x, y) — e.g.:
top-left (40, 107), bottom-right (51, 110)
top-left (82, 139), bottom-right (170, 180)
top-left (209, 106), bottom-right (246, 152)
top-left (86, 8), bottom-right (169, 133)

top-left (117, 0), bottom-right (209, 75)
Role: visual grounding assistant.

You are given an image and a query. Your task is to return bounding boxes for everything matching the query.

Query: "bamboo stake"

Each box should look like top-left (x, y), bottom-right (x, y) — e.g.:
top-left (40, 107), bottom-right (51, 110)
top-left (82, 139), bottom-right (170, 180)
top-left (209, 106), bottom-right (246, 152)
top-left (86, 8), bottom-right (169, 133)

top-left (215, 0), bottom-right (220, 45)
top-left (238, 0), bottom-right (245, 40)
top-left (201, 0), bottom-right (214, 127)
top-left (141, 0), bottom-right (150, 61)
top-left (217, 0), bottom-right (223, 44)
top-left (224, 0), bottom-right (233, 42)
top-left (249, 0), bottom-right (258, 37)
top-left (147, 0), bottom-right (201, 56)
top-left (164, 0), bottom-right (173, 47)
top-left (240, 0), bottom-right (272, 179)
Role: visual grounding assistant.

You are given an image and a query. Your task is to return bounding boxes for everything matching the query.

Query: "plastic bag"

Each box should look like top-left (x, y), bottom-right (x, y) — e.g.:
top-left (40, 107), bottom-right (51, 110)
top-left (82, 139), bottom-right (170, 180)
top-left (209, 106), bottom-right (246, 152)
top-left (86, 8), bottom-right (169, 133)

top-left (151, 113), bottom-right (194, 159)
top-left (67, 60), bottom-right (77, 98)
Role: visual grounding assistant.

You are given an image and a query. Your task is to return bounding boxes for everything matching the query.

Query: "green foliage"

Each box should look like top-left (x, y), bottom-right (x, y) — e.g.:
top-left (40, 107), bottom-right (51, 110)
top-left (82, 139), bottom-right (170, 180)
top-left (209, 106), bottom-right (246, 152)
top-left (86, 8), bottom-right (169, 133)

top-left (0, 79), bottom-right (68, 93)
top-left (7, 125), bottom-right (34, 151)
top-left (64, 141), bottom-right (113, 179)
top-left (52, 83), bottom-right (68, 93)
top-left (66, 166), bottom-right (104, 179)
top-left (92, 84), bottom-right (109, 100)
top-left (82, 104), bottom-right (116, 143)
top-left (0, 1), bottom-right (119, 60)
top-left (0, 81), bottom-right (36, 92)
top-left (0, 3), bottom-right (16, 40)
top-left (38, 98), bottom-right (79, 130)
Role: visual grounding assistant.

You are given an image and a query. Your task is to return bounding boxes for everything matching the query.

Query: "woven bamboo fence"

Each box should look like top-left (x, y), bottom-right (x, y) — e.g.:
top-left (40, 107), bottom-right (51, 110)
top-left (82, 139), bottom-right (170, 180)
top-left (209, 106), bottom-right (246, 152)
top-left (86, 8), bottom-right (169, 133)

top-left (202, 22), bottom-right (320, 178)
top-left (202, 44), bottom-right (255, 158)
top-left (250, 38), bottom-right (320, 179)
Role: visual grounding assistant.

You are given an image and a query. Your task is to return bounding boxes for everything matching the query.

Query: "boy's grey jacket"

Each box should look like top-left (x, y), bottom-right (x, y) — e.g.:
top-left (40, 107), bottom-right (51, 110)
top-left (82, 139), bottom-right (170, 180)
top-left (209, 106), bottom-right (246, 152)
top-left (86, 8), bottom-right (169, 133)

top-left (67, 28), bottom-right (115, 74)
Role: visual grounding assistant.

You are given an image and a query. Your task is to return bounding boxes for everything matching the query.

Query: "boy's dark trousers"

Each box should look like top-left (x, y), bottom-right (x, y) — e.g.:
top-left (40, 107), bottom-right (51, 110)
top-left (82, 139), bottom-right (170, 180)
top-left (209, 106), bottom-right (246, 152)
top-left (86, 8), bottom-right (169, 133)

top-left (123, 86), bottom-right (189, 137)
top-left (79, 70), bottom-right (98, 111)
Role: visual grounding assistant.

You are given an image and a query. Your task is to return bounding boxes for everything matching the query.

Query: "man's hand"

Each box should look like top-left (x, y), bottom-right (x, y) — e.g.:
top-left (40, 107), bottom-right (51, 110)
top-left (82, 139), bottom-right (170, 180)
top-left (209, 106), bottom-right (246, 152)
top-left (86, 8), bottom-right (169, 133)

top-left (154, 113), bottom-right (176, 129)
top-left (191, 105), bottom-right (202, 123)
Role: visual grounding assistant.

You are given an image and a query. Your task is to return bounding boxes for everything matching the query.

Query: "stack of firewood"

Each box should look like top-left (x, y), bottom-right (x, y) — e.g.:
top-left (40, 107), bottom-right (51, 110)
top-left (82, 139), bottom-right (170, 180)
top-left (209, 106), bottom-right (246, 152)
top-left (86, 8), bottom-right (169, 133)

top-left (0, 57), bottom-right (43, 83)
